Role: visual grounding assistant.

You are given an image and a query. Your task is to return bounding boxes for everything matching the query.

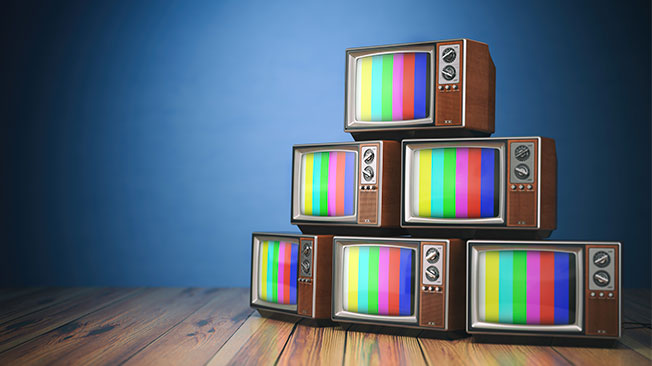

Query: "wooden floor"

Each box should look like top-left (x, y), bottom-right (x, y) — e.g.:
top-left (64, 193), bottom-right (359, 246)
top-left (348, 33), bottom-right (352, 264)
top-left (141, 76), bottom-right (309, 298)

top-left (0, 288), bottom-right (649, 365)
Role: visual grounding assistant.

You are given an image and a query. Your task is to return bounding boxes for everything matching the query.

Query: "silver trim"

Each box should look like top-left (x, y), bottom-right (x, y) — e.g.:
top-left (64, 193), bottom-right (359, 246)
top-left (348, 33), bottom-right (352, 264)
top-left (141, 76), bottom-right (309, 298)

top-left (537, 137), bottom-right (542, 228)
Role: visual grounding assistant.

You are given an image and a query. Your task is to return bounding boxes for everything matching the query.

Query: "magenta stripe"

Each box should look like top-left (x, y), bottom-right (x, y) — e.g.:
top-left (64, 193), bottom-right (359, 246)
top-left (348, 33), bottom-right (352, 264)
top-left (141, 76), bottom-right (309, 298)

top-left (392, 54), bottom-right (404, 120)
top-left (328, 152), bottom-right (337, 216)
top-left (277, 242), bottom-right (286, 304)
top-left (526, 252), bottom-right (541, 324)
top-left (378, 247), bottom-right (390, 315)
top-left (455, 148), bottom-right (469, 217)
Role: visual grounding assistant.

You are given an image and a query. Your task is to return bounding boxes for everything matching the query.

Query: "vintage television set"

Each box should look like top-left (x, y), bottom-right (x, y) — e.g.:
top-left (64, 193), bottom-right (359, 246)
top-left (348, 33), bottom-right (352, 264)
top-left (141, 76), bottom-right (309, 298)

top-left (467, 240), bottom-right (621, 339)
top-left (250, 232), bottom-right (333, 320)
top-left (291, 141), bottom-right (401, 235)
top-left (401, 137), bottom-right (557, 238)
top-left (331, 236), bottom-right (466, 332)
top-left (344, 39), bottom-right (495, 141)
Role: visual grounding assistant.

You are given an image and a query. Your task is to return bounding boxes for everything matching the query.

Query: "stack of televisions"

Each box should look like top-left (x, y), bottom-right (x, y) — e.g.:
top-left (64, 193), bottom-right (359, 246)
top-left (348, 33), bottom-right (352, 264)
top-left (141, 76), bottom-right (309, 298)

top-left (250, 39), bottom-right (621, 340)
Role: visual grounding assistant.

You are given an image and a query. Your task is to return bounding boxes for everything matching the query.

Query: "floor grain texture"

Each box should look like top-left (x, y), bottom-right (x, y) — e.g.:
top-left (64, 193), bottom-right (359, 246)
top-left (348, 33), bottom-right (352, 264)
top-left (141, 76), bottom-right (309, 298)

top-left (0, 288), bottom-right (648, 365)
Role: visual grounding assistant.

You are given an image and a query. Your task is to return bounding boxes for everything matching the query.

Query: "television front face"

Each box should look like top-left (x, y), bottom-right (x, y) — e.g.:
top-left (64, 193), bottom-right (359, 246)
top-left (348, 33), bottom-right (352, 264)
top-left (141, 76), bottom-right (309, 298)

top-left (332, 237), bottom-right (465, 331)
top-left (467, 241), bottom-right (621, 338)
top-left (402, 137), bottom-right (556, 236)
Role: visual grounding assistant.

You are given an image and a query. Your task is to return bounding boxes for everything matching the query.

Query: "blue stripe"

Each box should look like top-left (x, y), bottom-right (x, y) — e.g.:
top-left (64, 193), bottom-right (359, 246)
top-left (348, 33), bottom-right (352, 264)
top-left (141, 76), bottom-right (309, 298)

top-left (431, 149), bottom-right (444, 217)
top-left (371, 56), bottom-right (383, 121)
top-left (413, 53), bottom-right (427, 119)
top-left (399, 248), bottom-right (412, 315)
top-left (289, 244), bottom-right (298, 305)
top-left (498, 251), bottom-right (514, 323)
top-left (480, 149), bottom-right (495, 217)
top-left (312, 153), bottom-right (321, 216)
top-left (554, 253), bottom-right (570, 324)
top-left (358, 247), bottom-right (369, 313)
top-left (344, 152), bottom-right (355, 215)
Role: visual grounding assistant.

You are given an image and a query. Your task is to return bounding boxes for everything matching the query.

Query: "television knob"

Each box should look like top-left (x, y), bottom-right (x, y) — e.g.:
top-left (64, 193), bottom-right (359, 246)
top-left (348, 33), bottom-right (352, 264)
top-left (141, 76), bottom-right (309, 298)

top-left (425, 266), bottom-right (439, 282)
top-left (441, 65), bottom-right (456, 81)
top-left (363, 166), bottom-right (374, 181)
top-left (445, 85), bottom-right (451, 90)
top-left (515, 145), bottom-right (531, 161)
top-left (438, 85), bottom-right (444, 90)
top-left (593, 270), bottom-right (610, 287)
top-left (425, 248), bottom-right (440, 264)
top-left (363, 149), bottom-right (375, 164)
top-left (301, 260), bottom-right (311, 274)
top-left (514, 164), bottom-right (530, 180)
top-left (442, 47), bottom-right (457, 63)
top-left (452, 85), bottom-right (458, 90)
top-left (302, 245), bottom-right (312, 257)
top-left (593, 251), bottom-right (610, 268)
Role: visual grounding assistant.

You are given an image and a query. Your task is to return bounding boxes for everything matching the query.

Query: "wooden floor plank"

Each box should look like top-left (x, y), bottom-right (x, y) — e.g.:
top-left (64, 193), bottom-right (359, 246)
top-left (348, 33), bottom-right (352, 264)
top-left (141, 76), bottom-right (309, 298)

top-left (553, 343), bottom-right (651, 366)
top-left (276, 321), bottom-right (348, 366)
top-left (619, 325), bottom-right (652, 360)
top-left (0, 288), bottom-right (214, 365)
top-left (419, 337), bottom-right (571, 366)
top-left (206, 311), bottom-right (299, 366)
top-left (0, 287), bottom-right (140, 353)
top-left (123, 288), bottom-right (253, 366)
top-left (0, 288), bottom-right (88, 325)
top-left (0, 288), bottom-right (44, 303)
top-left (343, 328), bottom-right (427, 366)
top-left (624, 291), bottom-right (651, 324)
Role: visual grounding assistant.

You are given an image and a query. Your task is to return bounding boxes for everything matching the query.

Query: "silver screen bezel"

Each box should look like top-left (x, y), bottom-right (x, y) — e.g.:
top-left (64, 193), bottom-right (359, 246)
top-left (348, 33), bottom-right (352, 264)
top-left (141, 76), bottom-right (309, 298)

top-left (468, 244), bottom-right (584, 334)
top-left (403, 140), bottom-right (506, 225)
top-left (250, 234), bottom-right (301, 312)
top-left (332, 239), bottom-right (420, 325)
top-left (345, 44), bottom-right (437, 129)
top-left (291, 144), bottom-right (359, 223)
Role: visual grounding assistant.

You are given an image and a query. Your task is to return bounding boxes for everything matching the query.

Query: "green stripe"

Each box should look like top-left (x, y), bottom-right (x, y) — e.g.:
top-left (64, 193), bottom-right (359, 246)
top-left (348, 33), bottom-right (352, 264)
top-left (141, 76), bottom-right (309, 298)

top-left (368, 246), bottom-right (380, 314)
top-left (319, 152), bottom-right (329, 216)
top-left (513, 251), bottom-right (527, 324)
top-left (271, 241), bottom-right (279, 303)
top-left (381, 54), bottom-right (393, 120)
top-left (443, 148), bottom-right (456, 217)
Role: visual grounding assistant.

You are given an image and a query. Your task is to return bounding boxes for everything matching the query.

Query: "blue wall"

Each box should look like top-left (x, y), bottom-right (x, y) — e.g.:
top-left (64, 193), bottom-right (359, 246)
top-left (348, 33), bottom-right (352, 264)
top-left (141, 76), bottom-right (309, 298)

top-left (2, 0), bottom-right (650, 287)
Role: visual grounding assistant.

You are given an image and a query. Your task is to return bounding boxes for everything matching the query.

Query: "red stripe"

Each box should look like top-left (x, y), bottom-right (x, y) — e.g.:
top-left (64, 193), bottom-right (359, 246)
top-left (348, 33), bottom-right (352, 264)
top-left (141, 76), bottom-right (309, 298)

top-left (402, 53), bottom-right (415, 120)
top-left (336, 152), bottom-right (346, 215)
top-left (467, 149), bottom-right (482, 217)
top-left (540, 252), bottom-right (555, 324)
top-left (283, 243), bottom-right (292, 302)
top-left (388, 248), bottom-right (401, 315)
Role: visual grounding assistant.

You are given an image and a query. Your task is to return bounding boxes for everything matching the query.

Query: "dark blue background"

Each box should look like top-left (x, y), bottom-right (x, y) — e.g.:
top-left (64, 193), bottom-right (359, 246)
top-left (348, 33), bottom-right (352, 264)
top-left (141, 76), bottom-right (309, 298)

top-left (2, 0), bottom-right (650, 288)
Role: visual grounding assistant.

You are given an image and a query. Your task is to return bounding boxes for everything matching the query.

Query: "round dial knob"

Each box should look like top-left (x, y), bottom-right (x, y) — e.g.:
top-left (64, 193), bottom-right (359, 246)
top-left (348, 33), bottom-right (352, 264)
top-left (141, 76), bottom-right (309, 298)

top-left (425, 248), bottom-right (440, 264)
top-left (425, 266), bottom-right (439, 282)
top-left (515, 145), bottom-right (531, 161)
top-left (363, 149), bottom-right (375, 164)
top-left (441, 65), bottom-right (456, 81)
top-left (302, 245), bottom-right (312, 257)
top-left (514, 164), bottom-right (530, 180)
top-left (301, 260), bottom-right (311, 274)
top-left (593, 270), bottom-right (610, 287)
top-left (363, 166), bottom-right (374, 181)
top-left (442, 47), bottom-right (457, 63)
top-left (593, 251), bottom-right (610, 268)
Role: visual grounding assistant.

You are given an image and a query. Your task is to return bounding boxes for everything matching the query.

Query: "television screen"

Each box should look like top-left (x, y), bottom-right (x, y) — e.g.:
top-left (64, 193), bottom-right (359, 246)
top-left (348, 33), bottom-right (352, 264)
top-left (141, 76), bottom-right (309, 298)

top-left (411, 147), bottom-right (499, 219)
top-left (477, 250), bottom-right (576, 325)
top-left (342, 246), bottom-right (414, 316)
top-left (258, 240), bottom-right (299, 305)
top-left (300, 151), bottom-right (356, 217)
top-left (355, 53), bottom-right (429, 122)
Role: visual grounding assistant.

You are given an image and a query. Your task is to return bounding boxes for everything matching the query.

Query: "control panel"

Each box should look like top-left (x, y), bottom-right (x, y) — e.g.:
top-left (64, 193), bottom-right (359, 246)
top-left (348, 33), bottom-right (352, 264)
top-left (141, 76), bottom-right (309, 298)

top-left (507, 139), bottom-right (538, 227)
top-left (360, 145), bottom-right (377, 185)
top-left (419, 242), bottom-right (446, 328)
top-left (510, 142), bottom-right (535, 184)
top-left (422, 244), bottom-right (443, 286)
top-left (299, 239), bottom-right (313, 278)
top-left (585, 244), bottom-right (619, 337)
top-left (588, 247), bottom-right (615, 291)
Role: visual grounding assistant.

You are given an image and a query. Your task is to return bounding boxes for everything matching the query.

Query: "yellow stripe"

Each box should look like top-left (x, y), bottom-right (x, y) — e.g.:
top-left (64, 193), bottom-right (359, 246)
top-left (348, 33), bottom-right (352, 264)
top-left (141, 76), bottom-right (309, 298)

top-left (418, 149), bottom-right (432, 217)
top-left (485, 251), bottom-right (500, 322)
top-left (260, 241), bottom-right (268, 301)
top-left (304, 153), bottom-right (313, 214)
top-left (360, 57), bottom-right (372, 120)
top-left (348, 247), bottom-right (359, 312)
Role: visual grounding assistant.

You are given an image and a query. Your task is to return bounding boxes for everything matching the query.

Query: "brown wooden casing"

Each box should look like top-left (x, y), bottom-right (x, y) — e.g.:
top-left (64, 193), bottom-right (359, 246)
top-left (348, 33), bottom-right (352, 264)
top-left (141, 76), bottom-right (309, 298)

top-left (357, 141), bottom-right (400, 228)
top-left (418, 239), bottom-right (465, 331)
top-left (297, 235), bottom-right (333, 319)
top-left (506, 138), bottom-right (556, 232)
top-left (585, 244), bottom-right (620, 337)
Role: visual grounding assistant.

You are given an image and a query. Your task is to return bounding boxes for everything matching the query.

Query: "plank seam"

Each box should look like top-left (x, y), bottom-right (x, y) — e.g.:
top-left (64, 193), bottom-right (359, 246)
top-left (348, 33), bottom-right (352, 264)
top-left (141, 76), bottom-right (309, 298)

top-left (416, 337), bottom-right (430, 366)
top-left (273, 319), bottom-right (301, 366)
top-left (202, 309), bottom-right (258, 366)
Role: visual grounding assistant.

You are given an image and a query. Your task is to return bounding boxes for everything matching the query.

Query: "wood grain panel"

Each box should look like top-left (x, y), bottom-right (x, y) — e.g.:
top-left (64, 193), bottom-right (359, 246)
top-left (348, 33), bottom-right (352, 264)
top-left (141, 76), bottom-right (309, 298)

top-left (0, 288), bottom-right (89, 325)
top-left (276, 321), bottom-right (348, 366)
top-left (124, 288), bottom-right (253, 366)
top-left (358, 190), bottom-right (378, 225)
top-left (464, 40), bottom-right (495, 134)
top-left (539, 137), bottom-right (557, 231)
top-left (0, 288), bottom-right (213, 365)
top-left (312, 235), bottom-right (333, 319)
top-left (344, 329), bottom-right (427, 365)
top-left (379, 140), bottom-right (401, 228)
top-left (552, 344), bottom-right (650, 366)
top-left (585, 244), bottom-right (620, 337)
top-left (0, 287), bottom-right (139, 352)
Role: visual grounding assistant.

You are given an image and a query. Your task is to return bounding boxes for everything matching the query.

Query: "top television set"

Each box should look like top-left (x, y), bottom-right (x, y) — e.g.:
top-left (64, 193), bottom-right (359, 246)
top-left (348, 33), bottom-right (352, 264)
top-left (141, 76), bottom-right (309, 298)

top-left (344, 39), bottom-right (495, 141)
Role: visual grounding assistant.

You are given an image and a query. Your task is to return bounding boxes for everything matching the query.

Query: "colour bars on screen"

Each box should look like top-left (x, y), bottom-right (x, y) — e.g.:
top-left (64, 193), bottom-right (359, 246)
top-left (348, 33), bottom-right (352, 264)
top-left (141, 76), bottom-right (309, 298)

top-left (413, 147), bottom-right (499, 218)
top-left (258, 241), bottom-right (299, 305)
top-left (342, 246), bottom-right (414, 316)
top-left (355, 53), bottom-right (428, 122)
top-left (478, 250), bottom-right (576, 325)
top-left (300, 151), bottom-right (356, 217)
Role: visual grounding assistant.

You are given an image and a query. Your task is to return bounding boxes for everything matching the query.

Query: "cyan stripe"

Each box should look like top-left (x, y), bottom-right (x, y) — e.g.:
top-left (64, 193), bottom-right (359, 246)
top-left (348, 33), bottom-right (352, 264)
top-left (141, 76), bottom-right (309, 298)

top-left (431, 149), bottom-right (444, 217)
top-left (371, 56), bottom-right (383, 121)
top-left (358, 247), bottom-right (370, 313)
top-left (498, 251), bottom-right (514, 323)
top-left (312, 153), bottom-right (321, 216)
top-left (266, 242), bottom-right (274, 300)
